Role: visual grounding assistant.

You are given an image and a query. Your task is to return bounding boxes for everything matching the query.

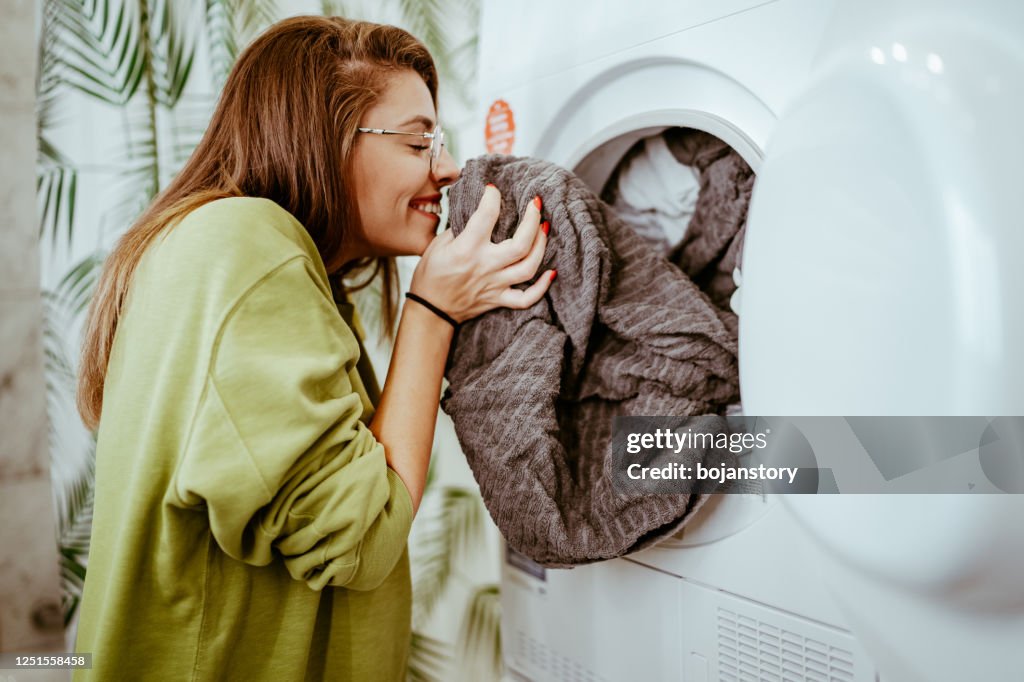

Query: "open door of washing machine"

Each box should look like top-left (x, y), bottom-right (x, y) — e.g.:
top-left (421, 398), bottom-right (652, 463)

top-left (739, 1), bottom-right (1024, 680)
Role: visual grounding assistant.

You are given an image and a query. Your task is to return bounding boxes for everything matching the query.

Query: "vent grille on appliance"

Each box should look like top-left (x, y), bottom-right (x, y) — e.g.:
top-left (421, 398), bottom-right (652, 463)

top-left (515, 630), bottom-right (611, 682)
top-left (717, 607), bottom-right (856, 682)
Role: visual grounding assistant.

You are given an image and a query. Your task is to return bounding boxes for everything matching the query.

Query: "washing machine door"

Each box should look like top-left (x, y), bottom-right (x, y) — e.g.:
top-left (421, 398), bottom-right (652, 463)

top-left (739, 0), bottom-right (1024, 680)
top-left (741, 0), bottom-right (1024, 414)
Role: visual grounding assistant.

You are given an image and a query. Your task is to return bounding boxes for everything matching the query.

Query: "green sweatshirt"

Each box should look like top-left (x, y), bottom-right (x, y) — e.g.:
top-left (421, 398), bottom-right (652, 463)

top-left (74, 197), bottom-right (414, 681)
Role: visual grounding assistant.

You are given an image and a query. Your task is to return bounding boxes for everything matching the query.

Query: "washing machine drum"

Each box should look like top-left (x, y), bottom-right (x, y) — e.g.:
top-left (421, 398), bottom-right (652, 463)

top-left (601, 127), bottom-right (755, 318)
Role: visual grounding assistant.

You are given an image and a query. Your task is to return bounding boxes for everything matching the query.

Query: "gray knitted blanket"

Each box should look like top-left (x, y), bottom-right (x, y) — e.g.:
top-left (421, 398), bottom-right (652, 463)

top-left (440, 155), bottom-right (740, 567)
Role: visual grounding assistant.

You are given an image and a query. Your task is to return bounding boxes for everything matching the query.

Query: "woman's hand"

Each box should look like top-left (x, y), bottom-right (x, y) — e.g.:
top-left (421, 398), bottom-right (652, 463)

top-left (410, 185), bottom-right (555, 323)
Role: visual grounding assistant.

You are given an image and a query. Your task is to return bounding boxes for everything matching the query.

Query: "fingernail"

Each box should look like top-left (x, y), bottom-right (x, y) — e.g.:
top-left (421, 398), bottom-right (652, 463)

top-left (550, 269), bottom-right (557, 281)
top-left (541, 221), bottom-right (550, 235)
top-left (486, 183), bottom-right (496, 189)
top-left (533, 195), bottom-right (542, 211)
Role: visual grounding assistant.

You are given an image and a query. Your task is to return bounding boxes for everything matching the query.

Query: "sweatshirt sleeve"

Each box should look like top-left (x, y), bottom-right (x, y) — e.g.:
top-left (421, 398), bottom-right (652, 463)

top-left (174, 255), bottom-right (413, 592)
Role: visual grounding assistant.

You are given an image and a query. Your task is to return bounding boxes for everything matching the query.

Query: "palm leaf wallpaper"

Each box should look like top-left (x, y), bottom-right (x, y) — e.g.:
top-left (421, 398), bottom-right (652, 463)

top-left (36, 1), bottom-right (498, 678)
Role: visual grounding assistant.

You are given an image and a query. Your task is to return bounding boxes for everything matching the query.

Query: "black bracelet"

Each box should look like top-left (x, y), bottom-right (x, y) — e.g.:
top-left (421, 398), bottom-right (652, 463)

top-left (405, 292), bottom-right (460, 329)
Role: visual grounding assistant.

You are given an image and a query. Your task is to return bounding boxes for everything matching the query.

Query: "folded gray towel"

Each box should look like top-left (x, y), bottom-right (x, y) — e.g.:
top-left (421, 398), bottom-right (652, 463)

top-left (440, 155), bottom-right (741, 567)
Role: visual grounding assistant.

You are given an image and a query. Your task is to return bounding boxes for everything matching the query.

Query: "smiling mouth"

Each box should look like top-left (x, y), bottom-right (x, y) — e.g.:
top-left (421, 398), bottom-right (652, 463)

top-left (409, 200), bottom-right (442, 217)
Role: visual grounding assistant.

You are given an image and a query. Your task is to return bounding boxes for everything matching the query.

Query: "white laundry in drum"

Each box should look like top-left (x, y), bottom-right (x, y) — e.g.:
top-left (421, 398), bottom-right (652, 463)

top-left (603, 133), bottom-right (699, 256)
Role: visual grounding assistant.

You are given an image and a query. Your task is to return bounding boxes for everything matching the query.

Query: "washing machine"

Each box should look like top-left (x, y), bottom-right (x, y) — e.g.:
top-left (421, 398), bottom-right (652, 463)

top-left (469, 1), bottom-right (1024, 681)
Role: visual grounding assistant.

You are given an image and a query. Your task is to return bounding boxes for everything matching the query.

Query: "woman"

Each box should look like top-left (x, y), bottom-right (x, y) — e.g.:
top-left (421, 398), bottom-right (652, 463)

top-left (73, 16), bottom-right (553, 681)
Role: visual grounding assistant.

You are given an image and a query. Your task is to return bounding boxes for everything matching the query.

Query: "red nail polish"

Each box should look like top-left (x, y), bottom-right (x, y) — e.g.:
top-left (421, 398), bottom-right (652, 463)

top-left (541, 221), bottom-right (550, 235)
top-left (533, 195), bottom-right (542, 210)
top-left (550, 269), bottom-right (557, 281)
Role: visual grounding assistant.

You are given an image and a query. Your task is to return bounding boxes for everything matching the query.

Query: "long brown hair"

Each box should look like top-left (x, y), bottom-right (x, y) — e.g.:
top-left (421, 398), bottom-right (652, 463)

top-left (76, 16), bottom-right (438, 431)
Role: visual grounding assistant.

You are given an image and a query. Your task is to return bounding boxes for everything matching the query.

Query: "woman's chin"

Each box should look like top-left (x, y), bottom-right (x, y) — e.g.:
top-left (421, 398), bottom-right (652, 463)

top-left (389, 238), bottom-right (432, 259)
top-left (366, 229), bottom-right (436, 259)
top-left (413, 231), bottom-right (436, 254)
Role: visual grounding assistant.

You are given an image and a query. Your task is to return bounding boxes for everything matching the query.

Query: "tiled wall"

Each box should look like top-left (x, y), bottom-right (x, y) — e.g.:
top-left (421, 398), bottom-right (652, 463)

top-left (0, 0), bottom-right (67, 671)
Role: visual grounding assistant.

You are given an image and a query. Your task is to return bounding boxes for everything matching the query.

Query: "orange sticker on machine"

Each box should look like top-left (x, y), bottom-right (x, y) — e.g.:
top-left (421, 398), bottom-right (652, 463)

top-left (485, 99), bottom-right (516, 154)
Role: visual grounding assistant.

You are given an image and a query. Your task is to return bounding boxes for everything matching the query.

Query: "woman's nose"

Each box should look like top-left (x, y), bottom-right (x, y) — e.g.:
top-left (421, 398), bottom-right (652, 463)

top-left (432, 146), bottom-right (461, 187)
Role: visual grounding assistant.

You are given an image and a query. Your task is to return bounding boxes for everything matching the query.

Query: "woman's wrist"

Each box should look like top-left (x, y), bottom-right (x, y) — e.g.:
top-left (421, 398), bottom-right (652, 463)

top-left (401, 294), bottom-right (458, 339)
top-left (405, 291), bottom-right (460, 328)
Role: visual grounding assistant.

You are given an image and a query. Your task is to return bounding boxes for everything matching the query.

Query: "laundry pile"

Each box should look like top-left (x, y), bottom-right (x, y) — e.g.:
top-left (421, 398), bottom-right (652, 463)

top-left (440, 155), bottom-right (741, 567)
top-left (600, 133), bottom-right (701, 257)
top-left (663, 128), bottom-right (754, 323)
top-left (607, 128), bottom-right (755, 335)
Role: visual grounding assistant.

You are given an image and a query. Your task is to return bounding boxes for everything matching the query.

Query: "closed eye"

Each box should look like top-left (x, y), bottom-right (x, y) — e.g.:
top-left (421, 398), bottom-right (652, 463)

top-left (409, 144), bottom-right (430, 152)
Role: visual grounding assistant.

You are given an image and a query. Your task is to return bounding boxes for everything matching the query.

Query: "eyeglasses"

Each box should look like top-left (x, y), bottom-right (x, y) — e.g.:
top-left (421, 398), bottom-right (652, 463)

top-left (357, 123), bottom-right (446, 173)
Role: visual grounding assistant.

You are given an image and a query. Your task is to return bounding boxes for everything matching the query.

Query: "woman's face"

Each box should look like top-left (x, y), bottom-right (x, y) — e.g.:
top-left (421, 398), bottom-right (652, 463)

top-left (350, 70), bottom-right (461, 260)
